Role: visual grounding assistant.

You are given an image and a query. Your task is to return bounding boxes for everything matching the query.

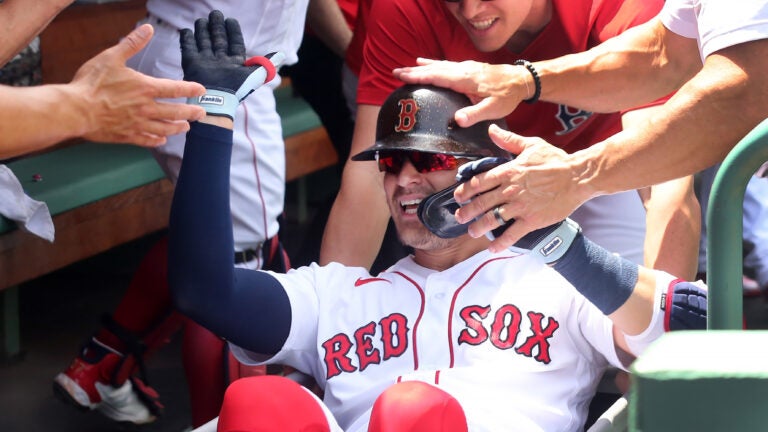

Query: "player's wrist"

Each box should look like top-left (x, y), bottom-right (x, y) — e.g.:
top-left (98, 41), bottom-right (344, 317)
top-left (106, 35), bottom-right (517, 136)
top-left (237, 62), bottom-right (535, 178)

top-left (507, 218), bottom-right (581, 264)
top-left (188, 89), bottom-right (239, 121)
top-left (570, 131), bottom-right (634, 200)
top-left (198, 113), bottom-right (234, 130)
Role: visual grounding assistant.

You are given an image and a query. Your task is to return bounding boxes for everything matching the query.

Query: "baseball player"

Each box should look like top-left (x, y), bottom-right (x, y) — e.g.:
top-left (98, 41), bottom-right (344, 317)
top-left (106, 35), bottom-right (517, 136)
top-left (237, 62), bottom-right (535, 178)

top-left (169, 14), bottom-right (706, 431)
top-left (321, 0), bottom-right (700, 284)
top-left (53, 0), bottom-right (307, 426)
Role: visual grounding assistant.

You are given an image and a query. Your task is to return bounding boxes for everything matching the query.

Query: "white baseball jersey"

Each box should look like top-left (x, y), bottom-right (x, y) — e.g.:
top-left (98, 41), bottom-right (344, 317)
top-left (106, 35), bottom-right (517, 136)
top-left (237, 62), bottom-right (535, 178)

top-left (128, 1), bottom-right (310, 264)
top-left (231, 249), bottom-right (669, 431)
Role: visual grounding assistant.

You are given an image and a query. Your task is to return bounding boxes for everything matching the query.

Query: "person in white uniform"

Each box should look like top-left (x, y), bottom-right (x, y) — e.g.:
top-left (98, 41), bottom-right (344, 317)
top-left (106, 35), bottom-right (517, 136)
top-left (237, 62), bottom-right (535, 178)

top-left (168, 17), bottom-right (708, 430)
top-left (52, 3), bottom-right (308, 427)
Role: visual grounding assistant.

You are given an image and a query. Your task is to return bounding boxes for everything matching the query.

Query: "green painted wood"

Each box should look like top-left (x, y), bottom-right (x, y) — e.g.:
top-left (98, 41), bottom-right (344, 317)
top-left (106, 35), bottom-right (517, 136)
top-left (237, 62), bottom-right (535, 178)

top-left (274, 85), bottom-right (323, 137)
top-left (0, 143), bottom-right (164, 235)
top-left (630, 331), bottom-right (768, 431)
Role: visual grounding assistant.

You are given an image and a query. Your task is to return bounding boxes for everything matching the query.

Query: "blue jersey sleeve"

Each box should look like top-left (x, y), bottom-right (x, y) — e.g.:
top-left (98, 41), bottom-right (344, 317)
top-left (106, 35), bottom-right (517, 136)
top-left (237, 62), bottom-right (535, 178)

top-left (168, 121), bottom-right (291, 355)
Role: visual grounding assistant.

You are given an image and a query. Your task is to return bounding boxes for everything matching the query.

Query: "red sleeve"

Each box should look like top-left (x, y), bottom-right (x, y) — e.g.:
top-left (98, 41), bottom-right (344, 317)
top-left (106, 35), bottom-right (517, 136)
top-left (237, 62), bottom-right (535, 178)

top-left (357, 0), bottom-right (451, 106)
top-left (345, 0), bottom-right (371, 76)
top-left (589, 0), bottom-right (663, 44)
top-left (338, 0), bottom-right (359, 30)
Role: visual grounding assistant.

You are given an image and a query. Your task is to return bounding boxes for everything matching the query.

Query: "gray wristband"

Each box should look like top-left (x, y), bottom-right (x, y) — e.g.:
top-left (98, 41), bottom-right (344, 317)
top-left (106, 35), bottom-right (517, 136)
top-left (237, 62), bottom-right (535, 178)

top-left (188, 89), bottom-right (239, 120)
top-left (506, 218), bottom-right (581, 264)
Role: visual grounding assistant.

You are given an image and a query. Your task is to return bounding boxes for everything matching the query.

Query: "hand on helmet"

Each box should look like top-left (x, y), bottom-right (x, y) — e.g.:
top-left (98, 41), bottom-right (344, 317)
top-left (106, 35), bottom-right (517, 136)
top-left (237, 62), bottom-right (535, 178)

top-left (180, 10), bottom-right (285, 119)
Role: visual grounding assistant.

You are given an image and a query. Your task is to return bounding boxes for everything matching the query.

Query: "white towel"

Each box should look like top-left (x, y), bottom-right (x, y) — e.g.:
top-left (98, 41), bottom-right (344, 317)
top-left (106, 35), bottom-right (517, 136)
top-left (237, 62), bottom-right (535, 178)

top-left (0, 164), bottom-right (54, 242)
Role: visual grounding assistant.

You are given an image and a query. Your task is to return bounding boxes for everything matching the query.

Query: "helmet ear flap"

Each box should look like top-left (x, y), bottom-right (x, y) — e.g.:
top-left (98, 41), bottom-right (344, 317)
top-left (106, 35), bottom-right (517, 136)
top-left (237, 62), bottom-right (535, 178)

top-left (352, 84), bottom-right (511, 161)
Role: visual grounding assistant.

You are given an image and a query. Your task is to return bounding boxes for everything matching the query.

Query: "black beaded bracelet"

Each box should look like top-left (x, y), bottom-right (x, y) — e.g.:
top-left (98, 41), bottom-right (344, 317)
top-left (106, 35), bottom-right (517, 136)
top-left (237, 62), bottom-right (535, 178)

top-left (513, 59), bottom-right (541, 104)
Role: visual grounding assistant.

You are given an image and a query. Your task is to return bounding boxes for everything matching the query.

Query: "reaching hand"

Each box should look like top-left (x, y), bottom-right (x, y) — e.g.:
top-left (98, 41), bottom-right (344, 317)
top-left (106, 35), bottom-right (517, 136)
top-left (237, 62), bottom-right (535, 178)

top-left (71, 23), bottom-right (207, 147)
top-left (452, 124), bottom-right (594, 252)
top-left (180, 10), bottom-right (285, 119)
top-left (393, 58), bottom-right (530, 127)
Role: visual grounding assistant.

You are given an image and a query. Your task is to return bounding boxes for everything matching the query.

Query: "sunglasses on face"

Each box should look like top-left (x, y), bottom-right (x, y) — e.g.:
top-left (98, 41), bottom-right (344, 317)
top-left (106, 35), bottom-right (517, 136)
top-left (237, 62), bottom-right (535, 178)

top-left (375, 151), bottom-right (465, 174)
top-left (444, 0), bottom-right (493, 2)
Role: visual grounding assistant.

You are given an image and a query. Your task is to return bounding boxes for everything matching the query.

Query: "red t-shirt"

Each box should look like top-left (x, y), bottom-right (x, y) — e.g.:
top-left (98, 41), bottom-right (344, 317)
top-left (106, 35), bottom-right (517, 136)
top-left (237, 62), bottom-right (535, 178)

top-left (357, 0), bottom-right (663, 153)
top-left (337, 0), bottom-right (359, 30)
top-left (345, 0), bottom-right (371, 75)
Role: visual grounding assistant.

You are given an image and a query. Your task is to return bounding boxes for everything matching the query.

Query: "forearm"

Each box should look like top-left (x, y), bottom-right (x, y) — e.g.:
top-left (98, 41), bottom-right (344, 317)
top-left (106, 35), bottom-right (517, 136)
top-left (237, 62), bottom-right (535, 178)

top-left (545, 227), bottom-right (705, 348)
top-left (320, 105), bottom-right (390, 268)
top-left (536, 19), bottom-right (699, 112)
top-left (320, 161), bottom-right (390, 268)
top-left (307, 0), bottom-right (353, 58)
top-left (570, 40), bottom-right (768, 197)
top-left (168, 120), bottom-right (291, 353)
top-left (0, 0), bottom-right (73, 65)
top-left (169, 121), bottom-right (238, 315)
top-left (622, 106), bottom-right (700, 280)
top-left (640, 178), bottom-right (700, 280)
top-left (0, 84), bottom-right (88, 158)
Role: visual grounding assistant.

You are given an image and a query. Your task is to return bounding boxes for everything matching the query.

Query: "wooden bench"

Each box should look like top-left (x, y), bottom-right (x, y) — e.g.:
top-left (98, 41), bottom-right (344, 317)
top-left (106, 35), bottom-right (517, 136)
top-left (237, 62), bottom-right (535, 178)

top-left (0, 85), bottom-right (338, 360)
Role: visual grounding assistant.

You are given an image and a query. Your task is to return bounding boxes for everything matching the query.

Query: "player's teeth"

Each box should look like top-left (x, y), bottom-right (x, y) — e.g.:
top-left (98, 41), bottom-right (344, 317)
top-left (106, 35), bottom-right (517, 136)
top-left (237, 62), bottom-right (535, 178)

top-left (400, 199), bottom-right (421, 214)
top-left (471, 18), bottom-right (495, 30)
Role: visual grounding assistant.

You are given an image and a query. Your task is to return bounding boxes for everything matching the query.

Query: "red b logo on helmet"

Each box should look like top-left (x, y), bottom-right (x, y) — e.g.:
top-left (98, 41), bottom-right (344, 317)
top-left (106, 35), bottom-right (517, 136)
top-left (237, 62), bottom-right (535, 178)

top-left (394, 98), bottom-right (419, 132)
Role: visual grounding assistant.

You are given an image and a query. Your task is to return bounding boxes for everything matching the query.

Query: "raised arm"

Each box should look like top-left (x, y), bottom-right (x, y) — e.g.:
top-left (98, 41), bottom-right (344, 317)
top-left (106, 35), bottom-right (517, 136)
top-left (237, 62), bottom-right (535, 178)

top-left (320, 104), bottom-right (391, 269)
top-left (306, 0), bottom-right (353, 58)
top-left (1, 24), bottom-right (206, 159)
top-left (167, 11), bottom-right (290, 354)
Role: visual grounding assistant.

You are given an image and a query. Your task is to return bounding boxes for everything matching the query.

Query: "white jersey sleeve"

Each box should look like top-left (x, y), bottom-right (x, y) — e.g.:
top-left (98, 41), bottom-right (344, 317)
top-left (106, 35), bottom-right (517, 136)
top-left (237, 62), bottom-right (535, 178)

top-left (661, 0), bottom-right (768, 59)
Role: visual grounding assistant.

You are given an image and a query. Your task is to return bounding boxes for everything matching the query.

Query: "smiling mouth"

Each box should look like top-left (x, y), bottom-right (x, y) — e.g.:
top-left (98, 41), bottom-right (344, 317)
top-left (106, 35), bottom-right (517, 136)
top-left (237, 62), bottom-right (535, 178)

top-left (400, 199), bottom-right (422, 215)
top-left (469, 17), bottom-right (497, 31)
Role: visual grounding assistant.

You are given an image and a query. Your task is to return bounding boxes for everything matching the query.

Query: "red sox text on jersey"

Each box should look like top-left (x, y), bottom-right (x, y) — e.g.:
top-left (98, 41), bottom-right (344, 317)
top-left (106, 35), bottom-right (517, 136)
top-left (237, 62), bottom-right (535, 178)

top-left (321, 302), bottom-right (561, 380)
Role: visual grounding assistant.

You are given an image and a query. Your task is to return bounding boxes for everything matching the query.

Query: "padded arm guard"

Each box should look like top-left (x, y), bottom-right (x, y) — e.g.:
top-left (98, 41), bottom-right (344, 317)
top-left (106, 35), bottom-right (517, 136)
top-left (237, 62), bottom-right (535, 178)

top-left (664, 280), bottom-right (708, 331)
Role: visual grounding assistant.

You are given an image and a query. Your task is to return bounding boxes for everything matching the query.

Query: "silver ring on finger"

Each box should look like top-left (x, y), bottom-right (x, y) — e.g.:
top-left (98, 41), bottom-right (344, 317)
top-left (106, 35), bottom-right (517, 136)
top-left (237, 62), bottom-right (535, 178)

top-left (492, 205), bottom-right (507, 226)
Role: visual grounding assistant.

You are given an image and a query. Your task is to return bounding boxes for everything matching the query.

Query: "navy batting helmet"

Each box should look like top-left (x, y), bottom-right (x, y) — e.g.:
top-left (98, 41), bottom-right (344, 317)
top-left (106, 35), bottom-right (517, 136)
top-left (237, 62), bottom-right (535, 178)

top-left (352, 84), bottom-right (510, 161)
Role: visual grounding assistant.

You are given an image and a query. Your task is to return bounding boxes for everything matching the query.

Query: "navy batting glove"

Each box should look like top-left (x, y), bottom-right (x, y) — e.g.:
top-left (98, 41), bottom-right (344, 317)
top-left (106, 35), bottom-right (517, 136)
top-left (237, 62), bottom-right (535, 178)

top-left (180, 10), bottom-right (285, 120)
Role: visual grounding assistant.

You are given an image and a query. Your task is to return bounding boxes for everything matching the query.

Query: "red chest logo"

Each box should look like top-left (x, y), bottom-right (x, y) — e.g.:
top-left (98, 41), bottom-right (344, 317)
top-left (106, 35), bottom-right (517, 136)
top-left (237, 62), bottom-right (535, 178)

top-left (394, 98), bottom-right (420, 132)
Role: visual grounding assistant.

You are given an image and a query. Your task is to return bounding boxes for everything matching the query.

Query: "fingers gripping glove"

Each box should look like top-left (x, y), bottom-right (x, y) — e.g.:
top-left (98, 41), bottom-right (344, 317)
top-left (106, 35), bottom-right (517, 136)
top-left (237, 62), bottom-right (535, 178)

top-left (419, 156), bottom-right (636, 315)
top-left (180, 10), bottom-right (286, 120)
top-left (418, 157), bottom-right (511, 238)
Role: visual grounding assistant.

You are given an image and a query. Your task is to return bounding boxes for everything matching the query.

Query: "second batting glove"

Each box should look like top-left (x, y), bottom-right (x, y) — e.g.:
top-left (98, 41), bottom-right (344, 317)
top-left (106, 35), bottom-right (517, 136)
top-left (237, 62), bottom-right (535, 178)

top-left (180, 10), bottom-right (285, 120)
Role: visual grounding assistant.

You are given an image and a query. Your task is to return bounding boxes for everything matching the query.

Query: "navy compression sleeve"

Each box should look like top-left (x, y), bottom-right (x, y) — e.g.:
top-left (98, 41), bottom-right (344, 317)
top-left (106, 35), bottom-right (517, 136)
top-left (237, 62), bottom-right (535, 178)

top-left (168, 121), bottom-right (291, 354)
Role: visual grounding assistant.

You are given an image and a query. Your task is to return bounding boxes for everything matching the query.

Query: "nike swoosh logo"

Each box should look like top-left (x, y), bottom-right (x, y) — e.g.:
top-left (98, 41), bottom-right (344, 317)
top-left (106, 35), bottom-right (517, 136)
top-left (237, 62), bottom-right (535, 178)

top-left (354, 277), bottom-right (390, 287)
